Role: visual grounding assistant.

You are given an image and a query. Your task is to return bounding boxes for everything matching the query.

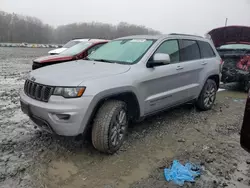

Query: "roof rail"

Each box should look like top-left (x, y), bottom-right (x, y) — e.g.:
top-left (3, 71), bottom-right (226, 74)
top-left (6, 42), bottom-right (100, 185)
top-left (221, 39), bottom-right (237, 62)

top-left (169, 33), bottom-right (203, 38)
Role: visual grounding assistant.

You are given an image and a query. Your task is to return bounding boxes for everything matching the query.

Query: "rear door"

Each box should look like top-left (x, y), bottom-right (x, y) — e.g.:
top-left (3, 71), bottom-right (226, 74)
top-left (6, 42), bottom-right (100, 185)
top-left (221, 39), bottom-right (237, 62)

top-left (178, 39), bottom-right (204, 99)
top-left (197, 40), bottom-right (218, 89)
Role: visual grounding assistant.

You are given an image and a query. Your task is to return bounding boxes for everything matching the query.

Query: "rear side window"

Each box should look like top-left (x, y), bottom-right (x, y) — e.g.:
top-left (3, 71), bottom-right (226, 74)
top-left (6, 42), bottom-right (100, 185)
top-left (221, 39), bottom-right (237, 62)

top-left (179, 40), bottom-right (200, 61)
top-left (198, 41), bottom-right (216, 58)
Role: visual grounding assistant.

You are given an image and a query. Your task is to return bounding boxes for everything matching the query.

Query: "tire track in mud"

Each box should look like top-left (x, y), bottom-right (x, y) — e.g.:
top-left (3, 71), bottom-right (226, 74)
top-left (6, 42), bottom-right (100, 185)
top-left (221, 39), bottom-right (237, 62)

top-left (0, 47), bottom-right (51, 187)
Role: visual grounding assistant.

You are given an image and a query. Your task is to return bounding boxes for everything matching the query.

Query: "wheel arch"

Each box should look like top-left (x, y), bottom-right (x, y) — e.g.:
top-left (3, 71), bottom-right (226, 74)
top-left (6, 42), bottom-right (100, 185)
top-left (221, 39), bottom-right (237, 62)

top-left (93, 91), bottom-right (141, 120)
top-left (82, 89), bottom-right (141, 136)
top-left (197, 74), bottom-right (220, 101)
top-left (207, 74), bottom-right (220, 90)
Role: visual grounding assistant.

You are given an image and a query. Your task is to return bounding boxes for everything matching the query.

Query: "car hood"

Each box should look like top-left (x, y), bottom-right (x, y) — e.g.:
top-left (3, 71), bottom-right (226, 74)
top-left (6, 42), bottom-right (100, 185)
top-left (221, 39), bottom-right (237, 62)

top-left (207, 26), bottom-right (250, 48)
top-left (34, 54), bottom-right (74, 63)
top-left (28, 60), bottom-right (131, 86)
top-left (48, 48), bottom-right (67, 54)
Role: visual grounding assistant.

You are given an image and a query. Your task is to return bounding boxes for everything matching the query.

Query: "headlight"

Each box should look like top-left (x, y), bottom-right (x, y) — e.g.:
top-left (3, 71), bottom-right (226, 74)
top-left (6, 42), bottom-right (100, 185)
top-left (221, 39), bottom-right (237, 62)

top-left (53, 87), bottom-right (86, 98)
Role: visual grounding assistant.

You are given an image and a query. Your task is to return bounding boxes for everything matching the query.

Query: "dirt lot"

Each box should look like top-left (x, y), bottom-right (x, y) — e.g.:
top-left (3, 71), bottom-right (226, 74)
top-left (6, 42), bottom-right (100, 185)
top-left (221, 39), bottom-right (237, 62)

top-left (0, 47), bottom-right (250, 188)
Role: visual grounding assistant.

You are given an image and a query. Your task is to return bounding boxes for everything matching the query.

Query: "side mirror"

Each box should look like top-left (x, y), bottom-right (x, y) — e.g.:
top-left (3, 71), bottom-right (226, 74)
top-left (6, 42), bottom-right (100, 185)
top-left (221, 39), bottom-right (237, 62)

top-left (147, 53), bottom-right (171, 68)
top-left (153, 53), bottom-right (170, 64)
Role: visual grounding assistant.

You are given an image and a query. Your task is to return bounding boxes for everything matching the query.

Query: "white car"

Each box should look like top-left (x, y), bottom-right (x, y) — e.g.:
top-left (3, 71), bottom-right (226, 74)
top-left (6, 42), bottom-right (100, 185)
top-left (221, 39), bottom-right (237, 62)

top-left (48, 39), bottom-right (90, 55)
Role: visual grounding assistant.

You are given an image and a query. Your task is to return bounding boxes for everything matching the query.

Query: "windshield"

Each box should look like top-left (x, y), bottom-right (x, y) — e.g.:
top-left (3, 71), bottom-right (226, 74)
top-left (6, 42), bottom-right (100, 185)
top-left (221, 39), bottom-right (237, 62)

top-left (63, 40), bottom-right (81, 48)
top-left (219, 44), bottom-right (250, 50)
top-left (60, 42), bottom-right (92, 55)
top-left (87, 39), bottom-right (155, 64)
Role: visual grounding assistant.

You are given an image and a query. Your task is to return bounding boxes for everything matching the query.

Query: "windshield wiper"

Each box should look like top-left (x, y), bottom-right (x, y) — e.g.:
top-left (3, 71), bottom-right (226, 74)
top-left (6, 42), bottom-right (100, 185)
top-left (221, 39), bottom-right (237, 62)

top-left (89, 58), bottom-right (114, 63)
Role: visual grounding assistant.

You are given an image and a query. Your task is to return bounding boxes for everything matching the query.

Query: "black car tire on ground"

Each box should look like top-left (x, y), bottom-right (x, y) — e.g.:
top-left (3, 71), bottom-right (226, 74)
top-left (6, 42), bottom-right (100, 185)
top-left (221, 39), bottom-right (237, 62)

top-left (242, 79), bottom-right (250, 93)
top-left (91, 100), bottom-right (128, 154)
top-left (196, 79), bottom-right (217, 111)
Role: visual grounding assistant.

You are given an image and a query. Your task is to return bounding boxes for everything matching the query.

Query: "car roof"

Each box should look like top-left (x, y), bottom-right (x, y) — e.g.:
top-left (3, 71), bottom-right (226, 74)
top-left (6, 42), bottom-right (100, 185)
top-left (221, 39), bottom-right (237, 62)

top-left (72, 39), bottom-right (89, 42)
top-left (76, 40), bottom-right (109, 45)
top-left (116, 34), bottom-right (207, 41)
top-left (89, 39), bottom-right (110, 43)
top-left (116, 35), bottom-right (163, 40)
top-left (72, 38), bottom-right (109, 43)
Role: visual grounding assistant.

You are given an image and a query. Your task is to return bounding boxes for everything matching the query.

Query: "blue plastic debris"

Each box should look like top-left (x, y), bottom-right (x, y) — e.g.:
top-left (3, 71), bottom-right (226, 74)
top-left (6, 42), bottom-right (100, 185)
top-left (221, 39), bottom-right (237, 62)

top-left (164, 160), bottom-right (201, 186)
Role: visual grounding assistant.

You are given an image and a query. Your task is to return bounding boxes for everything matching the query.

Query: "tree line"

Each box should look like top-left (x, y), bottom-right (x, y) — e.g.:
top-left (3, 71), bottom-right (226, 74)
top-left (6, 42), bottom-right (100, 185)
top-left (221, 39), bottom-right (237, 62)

top-left (0, 11), bottom-right (160, 44)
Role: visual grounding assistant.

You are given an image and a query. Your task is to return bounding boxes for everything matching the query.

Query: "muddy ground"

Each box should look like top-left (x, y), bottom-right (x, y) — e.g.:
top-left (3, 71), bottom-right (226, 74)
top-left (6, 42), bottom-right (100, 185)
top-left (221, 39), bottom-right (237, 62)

top-left (0, 47), bottom-right (250, 188)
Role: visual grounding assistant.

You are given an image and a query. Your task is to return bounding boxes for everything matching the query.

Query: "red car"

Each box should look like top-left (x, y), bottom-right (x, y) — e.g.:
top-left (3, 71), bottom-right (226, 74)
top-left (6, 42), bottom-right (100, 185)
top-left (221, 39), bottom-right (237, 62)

top-left (241, 91), bottom-right (250, 153)
top-left (32, 39), bottom-right (109, 70)
top-left (208, 26), bottom-right (250, 91)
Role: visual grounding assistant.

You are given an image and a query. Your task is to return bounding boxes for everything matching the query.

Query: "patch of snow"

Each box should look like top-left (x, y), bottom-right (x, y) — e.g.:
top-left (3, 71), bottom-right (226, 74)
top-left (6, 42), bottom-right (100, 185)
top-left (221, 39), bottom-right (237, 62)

top-left (218, 89), bottom-right (225, 92)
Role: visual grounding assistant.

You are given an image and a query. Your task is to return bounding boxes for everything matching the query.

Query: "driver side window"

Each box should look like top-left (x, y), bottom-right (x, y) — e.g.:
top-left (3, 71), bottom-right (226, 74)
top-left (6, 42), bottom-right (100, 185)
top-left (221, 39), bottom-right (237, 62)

top-left (155, 40), bottom-right (180, 63)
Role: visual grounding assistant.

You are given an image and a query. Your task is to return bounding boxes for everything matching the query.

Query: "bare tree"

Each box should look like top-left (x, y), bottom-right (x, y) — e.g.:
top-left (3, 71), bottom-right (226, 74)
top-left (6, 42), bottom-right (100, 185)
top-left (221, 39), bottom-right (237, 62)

top-left (0, 11), bottom-right (161, 44)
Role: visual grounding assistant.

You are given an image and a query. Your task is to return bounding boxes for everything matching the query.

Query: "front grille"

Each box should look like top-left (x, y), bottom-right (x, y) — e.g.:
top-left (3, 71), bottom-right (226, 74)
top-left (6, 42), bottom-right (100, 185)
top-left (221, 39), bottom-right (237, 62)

top-left (24, 80), bottom-right (54, 102)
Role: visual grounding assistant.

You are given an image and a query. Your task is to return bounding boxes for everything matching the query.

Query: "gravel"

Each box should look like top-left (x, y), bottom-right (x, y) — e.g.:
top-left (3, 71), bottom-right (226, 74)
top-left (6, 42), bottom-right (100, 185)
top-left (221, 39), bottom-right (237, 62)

top-left (0, 47), bottom-right (250, 188)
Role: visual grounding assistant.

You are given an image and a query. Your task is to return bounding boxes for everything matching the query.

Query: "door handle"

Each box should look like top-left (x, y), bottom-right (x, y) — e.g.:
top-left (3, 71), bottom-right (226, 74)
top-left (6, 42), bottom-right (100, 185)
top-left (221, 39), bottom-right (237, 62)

top-left (176, 66), bottom-right (184, 70)
top-left (201, 62), bottom-right (207, 65)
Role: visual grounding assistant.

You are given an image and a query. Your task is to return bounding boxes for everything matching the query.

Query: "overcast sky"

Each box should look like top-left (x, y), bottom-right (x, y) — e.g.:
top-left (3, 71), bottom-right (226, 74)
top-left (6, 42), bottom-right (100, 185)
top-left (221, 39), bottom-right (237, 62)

top-left (1, 0), bottom-right (250, 35)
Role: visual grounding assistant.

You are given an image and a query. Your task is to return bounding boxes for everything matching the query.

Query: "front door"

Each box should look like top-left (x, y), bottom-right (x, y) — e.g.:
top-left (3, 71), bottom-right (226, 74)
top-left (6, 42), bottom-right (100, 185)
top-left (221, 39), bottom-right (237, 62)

top-left (137, 39), bottom-right (195, 115)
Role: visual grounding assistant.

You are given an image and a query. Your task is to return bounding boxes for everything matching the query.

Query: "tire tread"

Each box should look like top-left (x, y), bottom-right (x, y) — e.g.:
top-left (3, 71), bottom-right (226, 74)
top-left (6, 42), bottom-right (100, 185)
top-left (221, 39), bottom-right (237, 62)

top-left (92, 100), bottom-right (126, 154)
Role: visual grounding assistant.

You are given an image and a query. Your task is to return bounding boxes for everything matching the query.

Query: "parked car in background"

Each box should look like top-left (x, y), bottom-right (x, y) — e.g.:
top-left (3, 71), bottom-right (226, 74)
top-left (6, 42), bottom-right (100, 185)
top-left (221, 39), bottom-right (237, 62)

top-left (208, 26), bottom-right (250, 91)
top-left (32, 39), bottom-right (108, 70)
top-left (20, 34), bottom-right (221, 154)
top-left (240, 90), bottom-right (250, 153)
top-left (48, 39), bottom-right (95, 55)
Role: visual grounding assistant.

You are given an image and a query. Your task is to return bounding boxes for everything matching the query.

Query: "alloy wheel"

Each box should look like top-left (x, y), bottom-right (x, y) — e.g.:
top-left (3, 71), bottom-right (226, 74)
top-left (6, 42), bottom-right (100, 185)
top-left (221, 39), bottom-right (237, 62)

top-left (110, 109), bottom-right (127, 147)
top-left (204, 83), bottom-right (216, 108)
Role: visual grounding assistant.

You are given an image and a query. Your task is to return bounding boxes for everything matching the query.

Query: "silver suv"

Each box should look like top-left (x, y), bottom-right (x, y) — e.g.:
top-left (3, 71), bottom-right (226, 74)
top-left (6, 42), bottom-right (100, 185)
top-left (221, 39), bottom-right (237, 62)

top-left (20, 34), bottom-right (221, 154)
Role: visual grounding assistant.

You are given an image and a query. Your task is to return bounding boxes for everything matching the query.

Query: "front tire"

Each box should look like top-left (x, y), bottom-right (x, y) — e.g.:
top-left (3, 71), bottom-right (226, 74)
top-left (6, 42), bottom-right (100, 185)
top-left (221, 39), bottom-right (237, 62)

top-left (91, 100), bottom-right (128, 154)
top-left (196, 79), bottom-right (217, 111)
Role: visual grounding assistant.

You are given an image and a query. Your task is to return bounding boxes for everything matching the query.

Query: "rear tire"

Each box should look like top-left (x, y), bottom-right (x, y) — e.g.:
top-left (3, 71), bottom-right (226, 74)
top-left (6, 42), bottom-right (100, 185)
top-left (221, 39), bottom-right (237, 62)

top-left (196, 79), bottom-right (217, 111)
top-left (91, 100), bottom-right (128, 154)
